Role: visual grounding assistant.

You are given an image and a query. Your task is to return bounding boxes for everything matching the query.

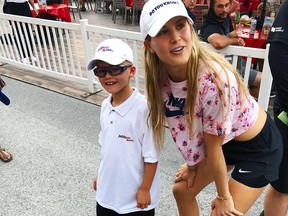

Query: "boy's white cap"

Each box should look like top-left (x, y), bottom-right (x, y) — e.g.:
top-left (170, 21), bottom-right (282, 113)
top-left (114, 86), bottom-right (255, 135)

top-left (87, 38), bottom-right (134, 70)
top-left (140, 0), bottom-right (193, 40)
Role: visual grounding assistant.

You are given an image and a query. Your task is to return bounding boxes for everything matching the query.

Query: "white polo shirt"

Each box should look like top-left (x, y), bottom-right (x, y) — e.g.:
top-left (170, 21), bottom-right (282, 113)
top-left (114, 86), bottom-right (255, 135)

top-left (96, 88), bottom-right (160, 214)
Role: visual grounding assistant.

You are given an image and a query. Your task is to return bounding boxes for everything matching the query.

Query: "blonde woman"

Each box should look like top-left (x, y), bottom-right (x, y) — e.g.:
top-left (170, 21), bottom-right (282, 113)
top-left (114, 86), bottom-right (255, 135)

top-left (139, 0), bottom-right (283, 215)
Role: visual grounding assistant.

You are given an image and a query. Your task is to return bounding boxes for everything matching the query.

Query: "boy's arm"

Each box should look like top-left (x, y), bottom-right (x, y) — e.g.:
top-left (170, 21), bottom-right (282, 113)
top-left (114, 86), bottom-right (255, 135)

top-left (136, 162), bottom-right (158, 209)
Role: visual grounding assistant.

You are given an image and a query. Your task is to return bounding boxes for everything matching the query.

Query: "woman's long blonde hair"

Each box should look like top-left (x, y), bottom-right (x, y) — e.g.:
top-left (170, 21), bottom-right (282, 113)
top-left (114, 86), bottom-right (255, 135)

top-left (144, 24), bottom-right (250, 150)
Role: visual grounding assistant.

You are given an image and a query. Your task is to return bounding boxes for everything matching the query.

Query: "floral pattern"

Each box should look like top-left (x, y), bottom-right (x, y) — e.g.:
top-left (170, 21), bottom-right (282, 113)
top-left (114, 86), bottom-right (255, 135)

top-left (162, 63), bottom-right (258, 166)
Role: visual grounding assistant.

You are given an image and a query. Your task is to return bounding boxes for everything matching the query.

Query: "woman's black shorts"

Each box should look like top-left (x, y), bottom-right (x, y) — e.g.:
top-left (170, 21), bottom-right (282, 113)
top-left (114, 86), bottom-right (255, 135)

top-left (223, 114), bottom-right (283, 188)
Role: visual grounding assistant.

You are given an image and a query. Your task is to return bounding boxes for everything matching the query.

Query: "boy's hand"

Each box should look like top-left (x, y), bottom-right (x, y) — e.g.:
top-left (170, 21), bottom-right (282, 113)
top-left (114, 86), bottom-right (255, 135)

top-left (136, 188), bottom-right (151, 209)
top-left (92, 176), bottom-right (98, 191)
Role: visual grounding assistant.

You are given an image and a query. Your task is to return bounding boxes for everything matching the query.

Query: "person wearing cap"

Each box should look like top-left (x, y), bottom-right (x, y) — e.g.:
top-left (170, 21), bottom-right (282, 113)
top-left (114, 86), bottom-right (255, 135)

top-left (3, 0), bottom-right (38, 64)
top-left (181, 0), bottom-right (197, 30)
top-left (88, 38), bottom-right (160, 216)
top-left (139, 0), bottom-right (282, 215)
top-left (0, 76), bottom-right (13, 163)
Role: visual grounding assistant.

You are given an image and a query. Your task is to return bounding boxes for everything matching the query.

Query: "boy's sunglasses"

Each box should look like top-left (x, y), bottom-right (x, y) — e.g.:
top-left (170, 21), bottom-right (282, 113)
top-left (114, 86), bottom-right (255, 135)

top-left (93, 65), bottom-right (132, 78)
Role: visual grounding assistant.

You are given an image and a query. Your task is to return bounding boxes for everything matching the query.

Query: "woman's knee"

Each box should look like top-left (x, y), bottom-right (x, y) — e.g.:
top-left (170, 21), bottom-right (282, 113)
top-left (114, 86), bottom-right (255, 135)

top-left (172, 181), bottom-right (197, 199)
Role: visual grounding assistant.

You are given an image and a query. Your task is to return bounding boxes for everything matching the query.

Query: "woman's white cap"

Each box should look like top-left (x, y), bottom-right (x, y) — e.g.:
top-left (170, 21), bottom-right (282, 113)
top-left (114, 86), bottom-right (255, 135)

top-left (140, 0), bottom-right (193, 40)
top-left (87, 38), bottom-right (134, 70)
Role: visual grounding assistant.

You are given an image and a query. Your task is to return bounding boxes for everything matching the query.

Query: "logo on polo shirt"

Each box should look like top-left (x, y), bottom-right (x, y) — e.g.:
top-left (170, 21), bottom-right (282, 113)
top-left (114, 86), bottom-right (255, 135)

top-left (118, 135), bottom-right (134, 142)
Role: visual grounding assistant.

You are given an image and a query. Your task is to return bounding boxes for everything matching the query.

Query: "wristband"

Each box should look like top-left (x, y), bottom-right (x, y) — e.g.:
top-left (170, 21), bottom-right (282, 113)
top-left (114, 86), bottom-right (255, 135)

top-left (216, 194), bottom-right (231, 201)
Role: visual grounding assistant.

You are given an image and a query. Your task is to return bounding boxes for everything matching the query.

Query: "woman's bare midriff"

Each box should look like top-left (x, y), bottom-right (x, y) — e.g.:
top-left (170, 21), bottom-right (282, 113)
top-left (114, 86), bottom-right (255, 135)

top-left (234, 106), bottom-right (267, 141)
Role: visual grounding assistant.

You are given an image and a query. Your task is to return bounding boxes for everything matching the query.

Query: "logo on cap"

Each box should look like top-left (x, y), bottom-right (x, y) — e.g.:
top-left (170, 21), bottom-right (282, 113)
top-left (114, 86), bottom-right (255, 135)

top-left (149, 1), bottom-right (179, 16)
top-left (97, 46), bottom-right (113, 53)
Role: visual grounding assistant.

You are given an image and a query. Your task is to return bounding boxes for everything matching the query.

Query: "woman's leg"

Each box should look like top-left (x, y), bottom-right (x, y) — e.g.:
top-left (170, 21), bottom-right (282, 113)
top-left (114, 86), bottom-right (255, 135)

top-left (172, 159), bottom-right (215, 216)
top-left (264, 186), bottom-right (288, 216)
top-left (211, 178), bottom-right (265, 215)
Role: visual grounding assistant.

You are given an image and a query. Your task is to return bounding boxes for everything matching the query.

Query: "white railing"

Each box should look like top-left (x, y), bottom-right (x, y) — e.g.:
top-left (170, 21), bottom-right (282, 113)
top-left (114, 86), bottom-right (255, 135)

top-left (0, 13), bottom-right (272, 110)
top-left (201, 42), bottom-right (272, 110)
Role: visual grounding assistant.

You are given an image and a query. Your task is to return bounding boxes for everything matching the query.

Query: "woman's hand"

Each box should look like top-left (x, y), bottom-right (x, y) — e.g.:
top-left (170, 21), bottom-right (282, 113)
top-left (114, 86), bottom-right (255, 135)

top-left (211, 195), bottom-right (243, 216)
top-left (174, 163), bottom-right (197, 190)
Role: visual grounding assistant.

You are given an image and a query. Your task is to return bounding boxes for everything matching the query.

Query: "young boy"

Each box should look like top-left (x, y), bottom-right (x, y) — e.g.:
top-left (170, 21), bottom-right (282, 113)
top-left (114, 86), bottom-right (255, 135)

top-left (87, 38), bottom-right (160, 216)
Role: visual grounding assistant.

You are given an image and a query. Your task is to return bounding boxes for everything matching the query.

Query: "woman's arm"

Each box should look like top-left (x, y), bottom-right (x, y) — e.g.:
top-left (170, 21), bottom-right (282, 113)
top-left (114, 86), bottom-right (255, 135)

top-left (136, 162), bottom-right (158, 209)
top-left (204, 132), bottom-right (243, 216)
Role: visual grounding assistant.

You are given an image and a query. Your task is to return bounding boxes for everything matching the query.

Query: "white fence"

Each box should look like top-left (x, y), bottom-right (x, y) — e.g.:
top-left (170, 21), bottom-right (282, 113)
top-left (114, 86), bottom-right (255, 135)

top-left (0, 13), bottom-right (272, 110)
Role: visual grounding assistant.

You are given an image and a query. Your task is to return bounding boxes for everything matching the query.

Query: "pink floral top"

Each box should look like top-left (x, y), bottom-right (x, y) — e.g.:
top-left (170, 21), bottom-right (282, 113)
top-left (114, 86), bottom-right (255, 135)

top-left (162, 62), bottom-right (258, 166)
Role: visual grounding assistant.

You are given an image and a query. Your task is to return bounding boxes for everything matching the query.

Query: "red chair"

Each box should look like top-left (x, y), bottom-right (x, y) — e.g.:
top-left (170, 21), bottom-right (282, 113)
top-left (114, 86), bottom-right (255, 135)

top-left (248, 0), bottom-right (260, 15)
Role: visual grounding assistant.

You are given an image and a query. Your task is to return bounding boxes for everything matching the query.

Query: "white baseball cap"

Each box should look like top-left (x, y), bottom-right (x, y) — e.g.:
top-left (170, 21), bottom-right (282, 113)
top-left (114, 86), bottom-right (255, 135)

top-left (140, 0), bottom-right (193, 40)
top-left (87, 38), bottom-right (134, 70)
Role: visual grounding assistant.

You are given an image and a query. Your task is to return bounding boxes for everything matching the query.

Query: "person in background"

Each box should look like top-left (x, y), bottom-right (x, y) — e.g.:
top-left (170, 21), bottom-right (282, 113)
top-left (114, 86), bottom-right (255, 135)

top-left (261, 0), bottom-right (288, 215)
top-left (239, 0), bottom-right (250, 15)
top-left (79, 0), bottom-right (86, 11)
top-left (3, 0), bottom-right (38, 64)
top-left (200, 0), bottom-right (262, 98)
top-left (88, 38), bottom-right (160, 216)
top-left (139, 0), bottom-right (283, 215)
top-left (230, 0), bottom-right (240, 14)
top-left (255, 2), bottom-right (271, 29)
top-left (0, 76), bottom-right (13, 163)
top-left (182, 0), bottom-right (197, 30)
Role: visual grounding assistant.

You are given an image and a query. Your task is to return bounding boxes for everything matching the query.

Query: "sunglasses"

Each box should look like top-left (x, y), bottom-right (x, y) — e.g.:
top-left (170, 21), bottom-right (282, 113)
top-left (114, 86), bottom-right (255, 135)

top-left (93, 65), bottom-right (132, 78)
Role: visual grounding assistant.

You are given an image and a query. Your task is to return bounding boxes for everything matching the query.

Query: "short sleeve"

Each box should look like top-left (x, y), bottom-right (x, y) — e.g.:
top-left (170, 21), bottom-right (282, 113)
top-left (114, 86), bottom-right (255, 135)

top-left (200, 23), bottom-right (224, 42)
top-left (199, 68), bottom-right (238, 137)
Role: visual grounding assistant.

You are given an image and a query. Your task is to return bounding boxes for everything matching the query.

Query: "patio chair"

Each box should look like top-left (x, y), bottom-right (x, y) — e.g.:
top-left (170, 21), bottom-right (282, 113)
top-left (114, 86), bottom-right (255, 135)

top-left (112, 0), bottom-right (132, 24)
top-left (68, 0), bottom-right (82, 20)
top-left (132, 0), bottom-right (145, 25)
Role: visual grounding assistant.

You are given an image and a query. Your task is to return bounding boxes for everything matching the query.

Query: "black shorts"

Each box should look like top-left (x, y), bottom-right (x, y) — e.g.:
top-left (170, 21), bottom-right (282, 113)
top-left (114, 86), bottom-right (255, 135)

top-left (270, 97), bottom-right (288, 193)
top-left (96, 203), bottom-right (155, 216)
top-left (222, 114), bottom-right (283, 188)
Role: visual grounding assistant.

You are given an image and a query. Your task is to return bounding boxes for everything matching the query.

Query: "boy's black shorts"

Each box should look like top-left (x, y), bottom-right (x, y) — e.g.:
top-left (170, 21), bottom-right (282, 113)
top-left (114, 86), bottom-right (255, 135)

top-left (222, 114), bottom-right (283, 188)
top-left (96, 203), bottom-right (155, 216)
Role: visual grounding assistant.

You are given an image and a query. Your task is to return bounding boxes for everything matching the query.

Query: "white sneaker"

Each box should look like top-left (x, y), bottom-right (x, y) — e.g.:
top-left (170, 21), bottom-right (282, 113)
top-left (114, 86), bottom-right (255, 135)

top-left (21, 57), bottom-right (30, 64)
top-left (30, 55), bottom-right (37, 62)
